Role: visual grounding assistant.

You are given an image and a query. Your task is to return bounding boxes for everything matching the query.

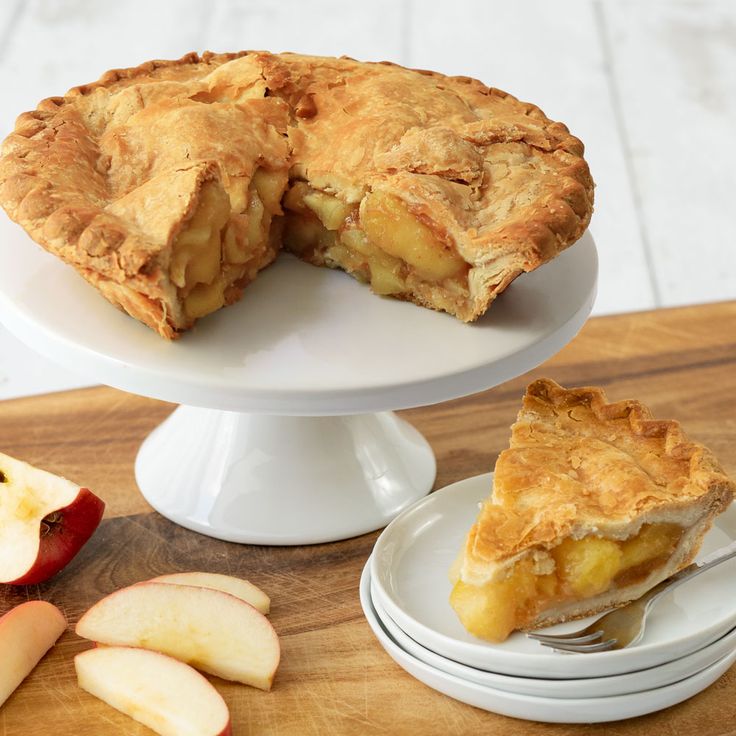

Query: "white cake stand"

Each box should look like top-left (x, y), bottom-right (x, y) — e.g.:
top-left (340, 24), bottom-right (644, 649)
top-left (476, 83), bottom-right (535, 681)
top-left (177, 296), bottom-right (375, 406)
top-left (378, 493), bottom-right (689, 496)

top-left (0, 216), bottom-right (597, 544)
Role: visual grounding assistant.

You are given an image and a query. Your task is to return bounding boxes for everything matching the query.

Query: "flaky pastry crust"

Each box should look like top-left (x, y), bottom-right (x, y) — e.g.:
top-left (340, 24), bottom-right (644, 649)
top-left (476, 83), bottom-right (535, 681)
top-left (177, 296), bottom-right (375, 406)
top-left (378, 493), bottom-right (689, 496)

top-left (456, 378), bottom-right (735, 627)
top-left (0, 52), bottom-right (594, 337)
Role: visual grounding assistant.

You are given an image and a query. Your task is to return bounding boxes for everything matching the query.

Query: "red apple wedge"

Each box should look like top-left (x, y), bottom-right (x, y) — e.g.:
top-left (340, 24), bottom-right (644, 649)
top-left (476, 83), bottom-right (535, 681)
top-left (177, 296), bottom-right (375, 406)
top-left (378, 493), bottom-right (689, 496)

top-left (148, 572), bottom-right (270, 614)
top-left (76, 582), bottom-right (280, 690)
top-left (75, 646), bottom-right (231, 736)
top-left (0, 451), bottom-right (104, 585)
top-left (0, 601), bottom-right (66, 707)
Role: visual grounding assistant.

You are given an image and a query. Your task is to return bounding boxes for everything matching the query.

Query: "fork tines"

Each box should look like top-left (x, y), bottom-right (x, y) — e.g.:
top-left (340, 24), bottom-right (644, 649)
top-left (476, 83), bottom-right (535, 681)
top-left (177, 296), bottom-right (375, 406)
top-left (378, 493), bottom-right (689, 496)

top-left (527, 630), bottom-right (618, 653)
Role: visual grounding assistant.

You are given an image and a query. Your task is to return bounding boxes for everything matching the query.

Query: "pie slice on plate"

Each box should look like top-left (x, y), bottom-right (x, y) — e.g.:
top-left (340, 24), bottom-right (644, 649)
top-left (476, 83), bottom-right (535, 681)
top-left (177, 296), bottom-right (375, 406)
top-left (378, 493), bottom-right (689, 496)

top-left (0, 51), bottom-right (593, 338)
top-left (450, 378), bottom-right (735, 643)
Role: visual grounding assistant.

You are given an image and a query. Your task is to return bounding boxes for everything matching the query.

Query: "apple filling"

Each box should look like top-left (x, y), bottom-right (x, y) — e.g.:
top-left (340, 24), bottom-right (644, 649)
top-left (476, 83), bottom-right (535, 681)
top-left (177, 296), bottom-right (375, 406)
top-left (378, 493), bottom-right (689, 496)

top-left (450, 522), bottom-right (684, 643)
top-left (170, 169), bottom-right (286, 323)
top-left (283, 184), bottom-right (469, 300)
top-left (171, 176), bottom-right (472, 326)
top-left (169, 181), bottom-right (230, 321)
top-left (173, 177), bottom-right (471, 325)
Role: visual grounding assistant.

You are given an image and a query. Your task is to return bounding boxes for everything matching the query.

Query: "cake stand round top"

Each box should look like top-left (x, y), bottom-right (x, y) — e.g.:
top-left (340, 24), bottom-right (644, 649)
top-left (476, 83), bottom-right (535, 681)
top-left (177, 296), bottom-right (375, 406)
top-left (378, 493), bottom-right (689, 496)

top-left (0, 217), bottom-right (597, 415)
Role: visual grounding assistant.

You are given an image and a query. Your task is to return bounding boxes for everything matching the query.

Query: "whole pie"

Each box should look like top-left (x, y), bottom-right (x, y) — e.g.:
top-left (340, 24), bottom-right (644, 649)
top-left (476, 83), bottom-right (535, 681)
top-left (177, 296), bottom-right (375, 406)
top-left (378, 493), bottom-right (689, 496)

top-left (450, 378), bottom-right (735, 643)
top-left (0, 52), bottom-right (593, 338)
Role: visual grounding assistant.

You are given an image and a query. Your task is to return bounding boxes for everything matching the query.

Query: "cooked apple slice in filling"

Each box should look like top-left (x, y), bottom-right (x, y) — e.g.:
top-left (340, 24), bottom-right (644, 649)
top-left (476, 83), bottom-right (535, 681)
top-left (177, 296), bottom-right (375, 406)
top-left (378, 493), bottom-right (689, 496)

top-left (341, 228), bottom-right (406, 295)
top-left (170, 181), bottom-right (230, 321)
top-left (360, 192), bottom-right (467, 284)
top-left (283, 183), bottom-right (469, 300)
top-left (303, 189), bottom-right (354, 231)
top-left (450, 522), bottom-right (685, 643)
top-left (282, 184), bottom-right (358, 276)
top-left (171, 170), bottom-right (286, 323)
top-left (223, 169), bottom-right (285, 266)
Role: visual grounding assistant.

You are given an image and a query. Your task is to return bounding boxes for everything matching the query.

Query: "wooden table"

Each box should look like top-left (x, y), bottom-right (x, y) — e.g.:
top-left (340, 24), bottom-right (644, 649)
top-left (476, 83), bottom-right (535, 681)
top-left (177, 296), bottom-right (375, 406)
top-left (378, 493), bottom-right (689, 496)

top-left (1, 301), bottom-right (735, 735)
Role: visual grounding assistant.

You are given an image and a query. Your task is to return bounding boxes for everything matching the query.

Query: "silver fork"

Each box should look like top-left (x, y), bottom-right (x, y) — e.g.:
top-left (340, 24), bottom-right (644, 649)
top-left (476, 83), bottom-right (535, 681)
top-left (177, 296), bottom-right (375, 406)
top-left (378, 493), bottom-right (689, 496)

top-left (527, 539), bottom-right (736, 653)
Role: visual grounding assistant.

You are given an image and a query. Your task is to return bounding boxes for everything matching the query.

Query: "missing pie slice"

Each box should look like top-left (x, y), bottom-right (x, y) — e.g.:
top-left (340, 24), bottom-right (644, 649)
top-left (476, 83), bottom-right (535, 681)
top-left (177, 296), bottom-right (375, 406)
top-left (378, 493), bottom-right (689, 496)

top-left (449, 378), bottom-right (735, 643)
top-left (0, 52), bottom-right (593, 338)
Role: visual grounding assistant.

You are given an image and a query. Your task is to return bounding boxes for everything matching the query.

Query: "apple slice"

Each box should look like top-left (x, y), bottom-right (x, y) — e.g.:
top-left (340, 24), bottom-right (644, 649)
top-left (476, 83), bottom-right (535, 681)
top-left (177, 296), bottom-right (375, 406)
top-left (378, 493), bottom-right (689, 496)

top-left (0, 451), bottom-right (105, 585)
top-left (76, 582), bottom-right (280, 690)
top-left (75, 646), bottom-right (231, 736)
top-left (148, 571), bottom-right (270, 614)
top-left (0, 601), bottom-right (66, 707)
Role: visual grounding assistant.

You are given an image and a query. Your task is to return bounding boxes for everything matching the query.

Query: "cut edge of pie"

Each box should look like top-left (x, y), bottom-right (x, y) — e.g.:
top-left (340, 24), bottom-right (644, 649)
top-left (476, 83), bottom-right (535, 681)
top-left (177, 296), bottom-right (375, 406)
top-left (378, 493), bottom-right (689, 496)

top-left (0, 51), bottom-right (594, 338)
top-left (449, 378), bottom-right (735, 643)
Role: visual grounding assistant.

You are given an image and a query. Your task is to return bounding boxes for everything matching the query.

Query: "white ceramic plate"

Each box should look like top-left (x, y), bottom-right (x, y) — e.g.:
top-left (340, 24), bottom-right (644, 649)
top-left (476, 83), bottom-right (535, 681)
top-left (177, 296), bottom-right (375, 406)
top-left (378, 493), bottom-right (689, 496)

top-left (370, 473), bottom-right (736, 678)
top-left (370, 575), bottom-right (736, 698)
top-left (361, 562), bottom-right (736, 723)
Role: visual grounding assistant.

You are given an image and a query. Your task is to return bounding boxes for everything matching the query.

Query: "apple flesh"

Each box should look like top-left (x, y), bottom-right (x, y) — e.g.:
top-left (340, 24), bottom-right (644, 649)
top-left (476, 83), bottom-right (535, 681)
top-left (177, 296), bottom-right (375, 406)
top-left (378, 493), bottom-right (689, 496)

top-left (148, 571), bottom-right (270, 614)
top-left (0, 600), bottom-right (66, 707)
top-left (76, 582), bottom-right (280, 690)
top-left (75, 646), bottom-right (231, 736)
top-left (0, 451), bottom-right (105, 585)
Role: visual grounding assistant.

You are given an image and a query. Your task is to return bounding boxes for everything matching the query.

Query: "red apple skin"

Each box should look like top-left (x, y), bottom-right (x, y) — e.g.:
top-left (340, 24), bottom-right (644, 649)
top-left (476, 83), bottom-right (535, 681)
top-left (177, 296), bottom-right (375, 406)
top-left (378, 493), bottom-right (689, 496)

top-left (5, 488), bottom-right (105, 586)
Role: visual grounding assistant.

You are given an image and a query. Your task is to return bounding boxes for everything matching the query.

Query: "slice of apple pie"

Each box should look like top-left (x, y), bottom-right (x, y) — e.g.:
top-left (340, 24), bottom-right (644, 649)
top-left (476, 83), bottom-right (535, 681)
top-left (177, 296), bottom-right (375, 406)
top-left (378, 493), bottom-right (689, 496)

top-left (450, 378), bottom-right (735, 643)
top-left (0, 52), bottom-right (593, 338)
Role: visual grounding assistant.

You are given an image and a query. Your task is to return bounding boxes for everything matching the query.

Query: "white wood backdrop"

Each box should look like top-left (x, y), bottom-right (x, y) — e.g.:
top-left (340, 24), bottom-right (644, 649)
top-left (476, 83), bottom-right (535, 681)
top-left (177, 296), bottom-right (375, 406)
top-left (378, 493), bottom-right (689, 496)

top-left (0, 0), bottom-right (734, 398)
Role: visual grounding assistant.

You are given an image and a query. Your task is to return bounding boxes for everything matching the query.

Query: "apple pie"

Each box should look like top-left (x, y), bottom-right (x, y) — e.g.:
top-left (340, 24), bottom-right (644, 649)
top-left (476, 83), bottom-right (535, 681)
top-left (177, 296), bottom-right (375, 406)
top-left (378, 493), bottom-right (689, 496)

top-left (450, 378), bottom-right (735, 643)
top-left (0, 52), bottom-right (593, 338)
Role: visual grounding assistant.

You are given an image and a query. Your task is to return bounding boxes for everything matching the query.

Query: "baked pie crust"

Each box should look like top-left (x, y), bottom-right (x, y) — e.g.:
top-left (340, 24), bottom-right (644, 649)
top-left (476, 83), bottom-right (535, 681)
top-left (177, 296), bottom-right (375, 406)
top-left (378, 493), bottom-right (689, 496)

top-left (0, 52), bottom-right (593, 338)
top-left (450, 378), bottom-right (735, 643)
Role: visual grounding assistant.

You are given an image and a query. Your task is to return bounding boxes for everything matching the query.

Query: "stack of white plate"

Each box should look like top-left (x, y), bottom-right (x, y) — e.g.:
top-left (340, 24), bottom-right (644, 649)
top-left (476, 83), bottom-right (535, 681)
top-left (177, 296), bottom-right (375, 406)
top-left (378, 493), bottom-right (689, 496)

top-left (363, 474), bottom-right (736, 723)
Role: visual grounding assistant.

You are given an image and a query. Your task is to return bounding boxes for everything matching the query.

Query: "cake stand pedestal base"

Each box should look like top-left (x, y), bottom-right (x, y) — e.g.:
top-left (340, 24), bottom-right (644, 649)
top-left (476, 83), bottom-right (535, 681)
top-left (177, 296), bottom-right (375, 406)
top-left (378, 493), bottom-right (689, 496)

top-left (135, 406), bottom-right (437, 544)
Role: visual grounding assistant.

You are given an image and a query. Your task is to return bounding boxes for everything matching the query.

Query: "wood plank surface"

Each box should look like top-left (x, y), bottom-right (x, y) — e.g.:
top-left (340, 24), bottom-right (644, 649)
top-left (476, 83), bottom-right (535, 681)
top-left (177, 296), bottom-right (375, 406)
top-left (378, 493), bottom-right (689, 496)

top-left (0, 301), bottom-right (735, 734)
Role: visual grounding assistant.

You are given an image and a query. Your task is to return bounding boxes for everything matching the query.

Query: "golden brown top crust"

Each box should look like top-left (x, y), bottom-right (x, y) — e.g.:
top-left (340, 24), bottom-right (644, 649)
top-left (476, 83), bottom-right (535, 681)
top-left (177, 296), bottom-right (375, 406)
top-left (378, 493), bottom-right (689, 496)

top-left (462, 379), bottom-right (735, 577)
top-left (0, 51), bottom-right (593, 298)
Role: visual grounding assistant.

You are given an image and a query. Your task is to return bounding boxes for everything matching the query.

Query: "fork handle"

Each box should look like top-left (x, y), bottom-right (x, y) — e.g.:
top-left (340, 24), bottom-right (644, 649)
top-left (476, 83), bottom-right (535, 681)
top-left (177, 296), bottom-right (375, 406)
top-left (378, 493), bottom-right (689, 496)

top-left (642, 538), bottom-right (736, 613)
